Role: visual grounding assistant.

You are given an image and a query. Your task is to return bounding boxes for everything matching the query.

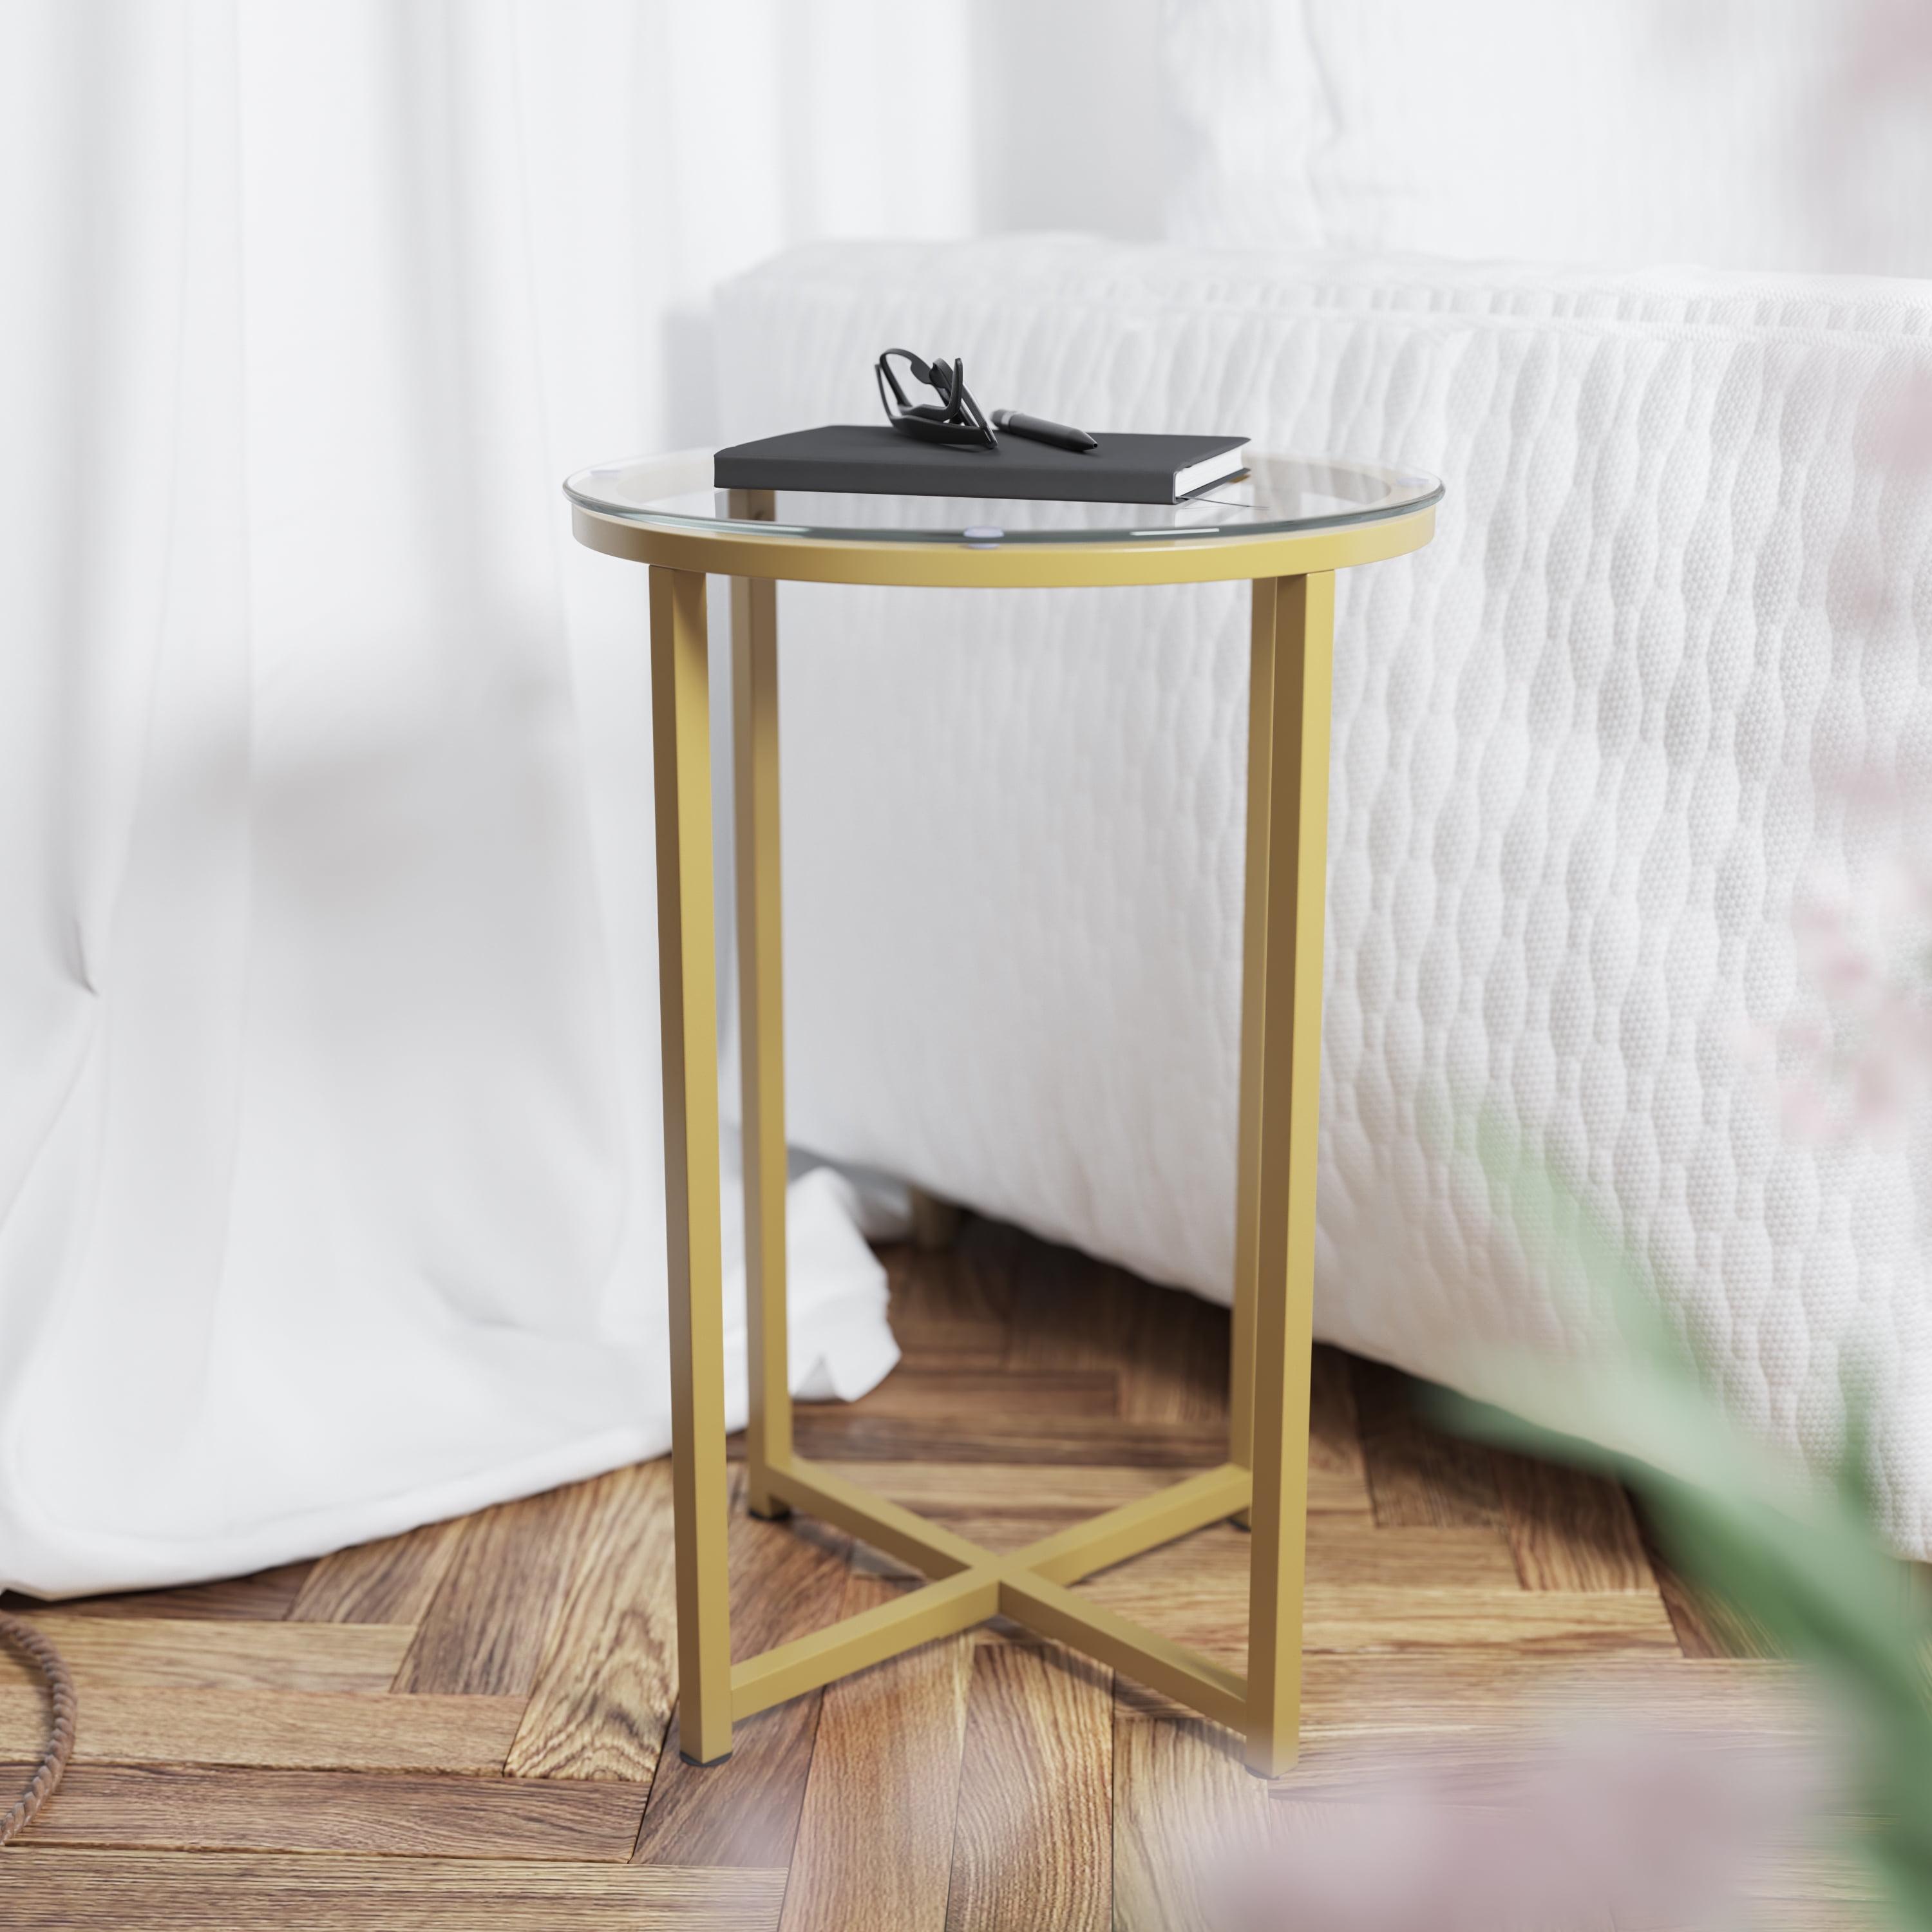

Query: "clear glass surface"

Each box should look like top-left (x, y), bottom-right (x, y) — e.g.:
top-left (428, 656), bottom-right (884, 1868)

top-left (565, 450), bottom-right (1442, 547)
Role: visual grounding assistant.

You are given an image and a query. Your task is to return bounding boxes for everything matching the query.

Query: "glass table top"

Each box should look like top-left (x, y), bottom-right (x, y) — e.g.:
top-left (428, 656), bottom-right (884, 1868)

top-left (565, 449), bottom-right (1442, 547)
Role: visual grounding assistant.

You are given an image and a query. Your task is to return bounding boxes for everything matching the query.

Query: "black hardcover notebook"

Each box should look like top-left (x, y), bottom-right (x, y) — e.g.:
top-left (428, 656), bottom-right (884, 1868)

top-left (714, 424), bottom-right (1249, 505)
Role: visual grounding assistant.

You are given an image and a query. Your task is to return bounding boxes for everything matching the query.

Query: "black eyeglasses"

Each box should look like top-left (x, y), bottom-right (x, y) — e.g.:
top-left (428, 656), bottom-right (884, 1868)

top-left (875, 347), bottom-right (996, 449)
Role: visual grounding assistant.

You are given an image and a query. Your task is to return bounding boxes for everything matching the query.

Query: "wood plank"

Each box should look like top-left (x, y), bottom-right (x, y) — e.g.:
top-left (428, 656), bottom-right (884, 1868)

top-left (10, 1763), bottom-right (647, 1861)
top-left (1068, 1511), bottom-right (1508, 1589)
top-left (999, 1231), bottom-right (1226, 1428)
top-left (769, 1430), bottom-right (1376, 1515)
top-left (945, 1643), bottom-right (1111, 1932)
top-left (1113, 1696), bottom-right (1274, 1932)
top-left (1634, 1506), bottom-right (1777, 1658)
top-left (507, 1460), bottom-right (677, 1781)
top-left (1307, 1343), bottom-right (1367, 1480)
top-left (393, 1472), bottom-right (614, 1696)
top-left (1101, 1513), bottom-right (1519, 1591)
top-left (1290, 1652), bottom-right (1796, 1734)
top-left (878, 1238), bottom-right (1012, 1371)
top-left (1302, 1515), bottom-right (1519, 1588)
top-left (1258, 1729), bottom-right (1824, 1810)
top-left (844, 1464), bottom-right (1193, 1578)
top-left (0, 1687), bottom-right (524, 1772)
top-left (777, 1573), bottom-right (974, 1932)
top-left (1490, 1450), bottom-right (1654, 1591)
top-left (632, 1488), bottom-right (853, 1868)
top-left (0, 1561), bottom-right (313, 1624)
top-left (1647, 1544), bottom-right (1729, 1658)
top-left (1350, 1357), bottom-right (1504, 1528)
top-left (1742, 1844), bottom-right (1886, 1924)
top-left (830, 1459), bottom-right (1366, 1522)
top-left (1765, 1904), bottom-right (1888, 1932)
top-left (0, 1850), bottom-right (784, 1930)
top-left (889, 1334), bottom-right (1010, 1375)
top-left (1120, 1317), bottom-right (1233, 1429)
top-left (0, 1617), bottom-right (413, 1693)
top-left (855, 1511), bottom-right (1520, 1596)
top-left (290, 1518), bottom-right (466, 1625)
top-left (1110, 1650), bottom-right (1798, 1739)
top-left (1115, 1277), bottom-right (1231, 1431)
top-left (1077, 1575), bottom-right (1681, 1670)
top-left (634, 1700), bottom-right (815, 1862)
top-left (842, 1464), bottom-right (1238, 1578)
top-left (819, 1368), bottom-right (1118, 1421)
top-left (777, 1410), bottom-right (1238, 1468)
top-left (843, 1465), bottom-right (1374, 1581)
top-left (637, 1706), bottom-right (817, 1870)
top-left (992, 1225), bottom-right (1134, 1379)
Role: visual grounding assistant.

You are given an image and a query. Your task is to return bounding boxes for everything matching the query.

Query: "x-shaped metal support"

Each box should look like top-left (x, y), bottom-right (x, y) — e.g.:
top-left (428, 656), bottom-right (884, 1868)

top-left (730, 1457), bottom-right (1256, 1735)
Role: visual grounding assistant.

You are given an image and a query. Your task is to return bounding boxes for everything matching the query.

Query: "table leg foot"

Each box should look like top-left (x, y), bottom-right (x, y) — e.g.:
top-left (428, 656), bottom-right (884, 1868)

top-left (679, 1748), bottom-right (734, 1769)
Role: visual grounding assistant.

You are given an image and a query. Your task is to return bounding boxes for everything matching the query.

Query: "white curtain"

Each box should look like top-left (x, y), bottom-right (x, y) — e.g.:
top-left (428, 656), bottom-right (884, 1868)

top-left (1166, 0), bottom-right (1932, 276)
top-left (0, 0), bottom-right (986, 1598)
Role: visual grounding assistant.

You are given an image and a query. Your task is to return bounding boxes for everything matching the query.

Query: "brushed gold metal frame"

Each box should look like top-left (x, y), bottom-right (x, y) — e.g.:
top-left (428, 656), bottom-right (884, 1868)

top-left (620, 482), bottom-right (1434, 1777)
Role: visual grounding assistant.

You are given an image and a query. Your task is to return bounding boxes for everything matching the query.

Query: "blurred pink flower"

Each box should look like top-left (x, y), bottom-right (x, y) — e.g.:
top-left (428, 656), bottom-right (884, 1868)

top-left (1841, 0), bottom-right (1932, 90)
top-left (1870, 369), bottom-right (1932, 482)
top-left (1752, 851), bottom-right (1932, 1142)
top-left (1204, 1718), bottom-right (1824, 1932)
top-left (1799, 0), bottom-right (1932, 278)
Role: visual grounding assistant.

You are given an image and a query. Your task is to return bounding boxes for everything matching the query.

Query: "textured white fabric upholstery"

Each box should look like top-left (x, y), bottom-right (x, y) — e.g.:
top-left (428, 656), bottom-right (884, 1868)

top-left (717, 237), bottom-right (1932, 1556)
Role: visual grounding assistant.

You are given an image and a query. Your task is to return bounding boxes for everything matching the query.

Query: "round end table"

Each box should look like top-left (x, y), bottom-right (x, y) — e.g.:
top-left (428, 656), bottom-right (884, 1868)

top-left (566, 449), bottom-right (1442, 1775)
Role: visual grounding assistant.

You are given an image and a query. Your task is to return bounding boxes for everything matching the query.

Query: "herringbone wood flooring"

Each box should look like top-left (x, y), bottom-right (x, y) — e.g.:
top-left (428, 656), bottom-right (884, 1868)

top-left (0, 1215), bottom-right (1794, 1928)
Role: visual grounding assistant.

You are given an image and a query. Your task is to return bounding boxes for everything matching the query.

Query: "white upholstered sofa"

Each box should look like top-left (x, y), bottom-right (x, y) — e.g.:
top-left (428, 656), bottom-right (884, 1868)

top-left (712, 236), bottom-right (1932, 1558)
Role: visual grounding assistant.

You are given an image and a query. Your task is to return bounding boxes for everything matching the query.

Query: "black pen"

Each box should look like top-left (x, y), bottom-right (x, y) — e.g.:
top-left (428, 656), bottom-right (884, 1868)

top-left (991, 408), bottom-right (1099, 453)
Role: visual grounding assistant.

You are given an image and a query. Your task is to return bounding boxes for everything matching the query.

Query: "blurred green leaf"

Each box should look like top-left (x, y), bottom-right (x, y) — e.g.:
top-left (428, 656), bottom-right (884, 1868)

top-left (1437, 1118), bottom-right (1932, 1928)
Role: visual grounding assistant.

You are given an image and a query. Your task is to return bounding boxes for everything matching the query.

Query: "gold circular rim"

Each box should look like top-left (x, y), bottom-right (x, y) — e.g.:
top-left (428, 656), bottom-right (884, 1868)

top-left (571, 500), bottom-right (1436, 588)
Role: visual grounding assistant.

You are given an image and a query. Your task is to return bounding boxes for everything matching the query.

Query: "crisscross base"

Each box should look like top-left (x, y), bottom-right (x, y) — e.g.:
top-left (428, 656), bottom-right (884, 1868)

top-left (723, 1457), bottom-right (1255, 1743)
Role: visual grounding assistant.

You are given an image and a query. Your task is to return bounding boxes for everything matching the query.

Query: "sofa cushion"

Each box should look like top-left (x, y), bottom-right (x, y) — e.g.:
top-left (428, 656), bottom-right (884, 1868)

top-left (715, 237), bottom-right (1932, 1555)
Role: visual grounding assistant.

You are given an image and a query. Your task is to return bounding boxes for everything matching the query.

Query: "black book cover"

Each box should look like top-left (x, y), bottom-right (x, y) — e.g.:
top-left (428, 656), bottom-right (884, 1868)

top-left (713, 424), bottom-right (1249, 505)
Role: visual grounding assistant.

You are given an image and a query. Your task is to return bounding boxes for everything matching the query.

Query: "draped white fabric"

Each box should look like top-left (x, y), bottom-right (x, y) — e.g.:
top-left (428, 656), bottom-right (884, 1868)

top-left (1166, 0), bottom-right (1932, 277)
top-left (0, 0), bottom-right (990, 1596)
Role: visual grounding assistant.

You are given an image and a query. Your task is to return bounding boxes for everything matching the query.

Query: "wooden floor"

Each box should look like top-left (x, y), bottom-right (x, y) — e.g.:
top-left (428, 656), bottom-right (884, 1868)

top-left (0, 1215), bottom-right (1794, 1929)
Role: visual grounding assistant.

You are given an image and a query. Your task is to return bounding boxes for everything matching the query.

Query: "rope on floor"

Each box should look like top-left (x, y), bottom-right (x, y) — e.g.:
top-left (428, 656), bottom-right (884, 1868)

top-left (0, 1612), bottom-right (76, 1848)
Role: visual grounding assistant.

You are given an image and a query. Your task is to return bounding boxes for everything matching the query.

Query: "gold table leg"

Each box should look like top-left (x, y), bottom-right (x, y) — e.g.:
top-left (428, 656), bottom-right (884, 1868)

top-left (728, 491), bottom-right (791, 1523)
top-left (651, 564), bottom-right (735, 1767)
top-left (1240, 572), bottom-right (1334, 1775)
top-left (654, 565), bottom-right (1336, 1779)
top-left (1228, 576), bottom-right (1278, 1529)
